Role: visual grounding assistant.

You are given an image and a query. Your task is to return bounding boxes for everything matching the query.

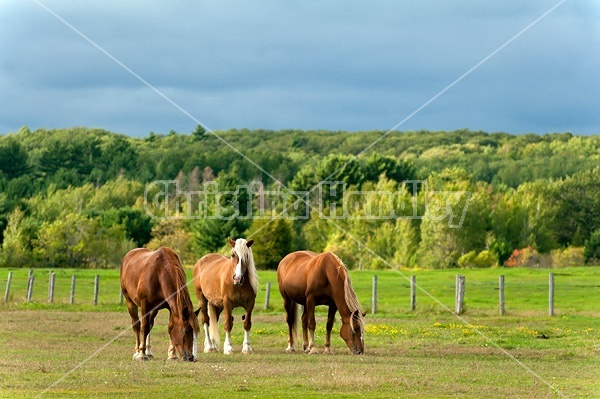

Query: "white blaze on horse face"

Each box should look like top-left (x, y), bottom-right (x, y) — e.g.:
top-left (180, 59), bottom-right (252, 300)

top-left (233, 258), bottom-right (243, 285)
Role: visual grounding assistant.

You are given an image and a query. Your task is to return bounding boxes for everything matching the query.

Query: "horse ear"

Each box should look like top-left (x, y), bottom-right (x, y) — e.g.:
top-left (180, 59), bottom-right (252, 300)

top-left (352, 310), bottom-right (361, 320)
top-left (228, 237), bottom-right (236, 247)
top-left (182, 305), bottom-right (190, 320)
top-left (362, 312), bottom-right (367, 318)
top-left (194, 308), bottom-right (201, 317)
top-left (246, 239), bottom-right (254, 248)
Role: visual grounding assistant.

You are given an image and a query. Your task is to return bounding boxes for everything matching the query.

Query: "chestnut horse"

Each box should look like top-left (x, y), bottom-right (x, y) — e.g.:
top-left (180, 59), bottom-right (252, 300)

top-left (120, 247), bottom-right (199, 361)
top-left (277, 251), bottom-right (365, 355)
top-left (193, 238), bottom-right (258, 355)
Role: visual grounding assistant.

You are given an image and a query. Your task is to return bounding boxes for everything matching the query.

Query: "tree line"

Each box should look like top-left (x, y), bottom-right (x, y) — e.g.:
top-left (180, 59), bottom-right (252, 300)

top-left (0, 126), bottom-right (598, 269)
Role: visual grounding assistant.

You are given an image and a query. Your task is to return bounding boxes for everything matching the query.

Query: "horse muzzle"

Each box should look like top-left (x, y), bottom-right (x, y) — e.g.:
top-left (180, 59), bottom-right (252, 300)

top-left (233, 275), bottom-right (244, 286)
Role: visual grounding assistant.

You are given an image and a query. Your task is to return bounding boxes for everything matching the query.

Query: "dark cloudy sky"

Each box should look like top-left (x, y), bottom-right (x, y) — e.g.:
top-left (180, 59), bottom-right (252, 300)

top-left (1, 1), bottom-right (598, 137)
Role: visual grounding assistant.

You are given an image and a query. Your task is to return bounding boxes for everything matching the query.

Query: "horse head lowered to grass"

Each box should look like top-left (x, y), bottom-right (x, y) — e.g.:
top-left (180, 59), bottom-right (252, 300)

top-left (277, 250), bottom-right (365, 355)
top-left (120, 247), bottom-right (199, 361)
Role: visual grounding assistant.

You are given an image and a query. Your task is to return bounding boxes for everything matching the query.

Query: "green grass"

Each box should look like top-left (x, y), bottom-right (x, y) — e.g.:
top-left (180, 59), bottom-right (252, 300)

top-left (1, 267), bottom-right (599, 398)
top-left (0, 310), bottom-right (599, 398)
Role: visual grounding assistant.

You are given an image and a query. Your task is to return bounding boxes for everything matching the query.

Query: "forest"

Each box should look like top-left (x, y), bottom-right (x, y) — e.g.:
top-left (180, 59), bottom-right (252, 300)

top-left (0, 126), bottom-right (599, 270)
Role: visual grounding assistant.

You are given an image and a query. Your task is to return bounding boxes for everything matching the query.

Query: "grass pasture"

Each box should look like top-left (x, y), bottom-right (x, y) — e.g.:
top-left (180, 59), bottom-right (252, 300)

top-left (1, 267), bottom-right (599, 398)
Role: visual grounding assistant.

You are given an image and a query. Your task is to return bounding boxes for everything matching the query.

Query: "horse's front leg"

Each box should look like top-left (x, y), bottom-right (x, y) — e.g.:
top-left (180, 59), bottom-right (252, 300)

top-left (146, 309), bottom-right (159, 359)
top-left (324, 304), bottom-right (337, 355)
top-left (223, 300), bottom-right (235, 355)
top-left (125, 298), bottom-right (143, 360)
top-left (137, 304), bottom-right (151, 361)
top-left (166, 311), bottom-right (179, 360)
top-left (242, 300), bottom-right (255, 354)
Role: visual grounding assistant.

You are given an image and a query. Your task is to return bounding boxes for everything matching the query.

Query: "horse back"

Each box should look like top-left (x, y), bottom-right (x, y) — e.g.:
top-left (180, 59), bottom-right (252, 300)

top-left (192, 253), bottom-right (230, 301)
top-left (278, 251), bottom-right (336, 304)
top-left (120, 247), bottom-right (180, 306)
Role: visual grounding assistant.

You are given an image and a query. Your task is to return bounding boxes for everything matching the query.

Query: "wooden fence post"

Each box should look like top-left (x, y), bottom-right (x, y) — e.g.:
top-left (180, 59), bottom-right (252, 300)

top-left (70, 275), bottom-right (76, 305)
top-left (94, 275), bottom-right (100, 306)
top-left (25, 269), bottom-right (33, 302)
top-left (455, 274), bottom-right (465, 315)
top-left (48, 271), bottom-right (56, 304)
top-left (264, 282), bottom-right (271, 310)
top-left (549, 273), bottom-right (555, 316)
top-left (26, 275), bottom-right (34, 303)
top-left (371, 275), bottom-right (378, 314)
top-left (4, 271), bottom-right (12, 302)
top-left (410, 275), bottom-right (416, 312)
top-left (499, 275), bottom-right (505, 316)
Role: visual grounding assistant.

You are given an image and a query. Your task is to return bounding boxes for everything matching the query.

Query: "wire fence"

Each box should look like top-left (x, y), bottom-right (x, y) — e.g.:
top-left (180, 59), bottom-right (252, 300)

top-left (2, 268), bottom-right (599, 316)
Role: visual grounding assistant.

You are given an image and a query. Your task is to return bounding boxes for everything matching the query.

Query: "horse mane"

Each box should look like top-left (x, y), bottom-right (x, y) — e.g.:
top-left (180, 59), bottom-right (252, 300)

top-left (234, 239), bottom-right (259, 295)
top-left (162, 248), bottom-right (199, 331)
top-left (329, 252), bottom-right (365, 334)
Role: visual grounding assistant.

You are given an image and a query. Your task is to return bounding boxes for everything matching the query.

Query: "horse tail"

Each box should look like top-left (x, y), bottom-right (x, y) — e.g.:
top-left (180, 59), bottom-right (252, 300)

top-left (208, 303), bottom-right (220, 346)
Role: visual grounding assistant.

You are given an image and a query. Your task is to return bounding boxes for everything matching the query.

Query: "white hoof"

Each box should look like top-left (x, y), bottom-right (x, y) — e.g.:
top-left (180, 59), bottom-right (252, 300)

top-left (224, 346), bottom-right (234, 355)
top-left (242, 345), bottom-right (254, 354)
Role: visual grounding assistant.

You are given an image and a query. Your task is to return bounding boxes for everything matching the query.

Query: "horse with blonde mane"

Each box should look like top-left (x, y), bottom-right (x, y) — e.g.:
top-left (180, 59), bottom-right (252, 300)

top-left (120, 246), bottom-right (199, 361)
top-left (192, 238), bottom-right (258, 355)
top-left (277, 250), bottom-right (365, 355)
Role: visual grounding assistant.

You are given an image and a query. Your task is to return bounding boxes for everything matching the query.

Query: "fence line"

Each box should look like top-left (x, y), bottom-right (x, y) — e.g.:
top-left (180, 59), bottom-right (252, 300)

top-left (0, 270), bottom-right (571, 316)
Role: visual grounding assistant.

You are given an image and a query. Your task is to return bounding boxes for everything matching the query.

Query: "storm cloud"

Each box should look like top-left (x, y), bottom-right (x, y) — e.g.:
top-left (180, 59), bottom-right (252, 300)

top-left (1, 0), bottom-right (598, 136)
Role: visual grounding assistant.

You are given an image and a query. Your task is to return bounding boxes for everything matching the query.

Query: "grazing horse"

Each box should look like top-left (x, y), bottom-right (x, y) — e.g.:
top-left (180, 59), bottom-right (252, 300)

top-left (120, 247), bottom-right (199, 361)
top-left (192, 237), bottom-right (258, 355)
top-left (277, 251), bottom-right (365, 355)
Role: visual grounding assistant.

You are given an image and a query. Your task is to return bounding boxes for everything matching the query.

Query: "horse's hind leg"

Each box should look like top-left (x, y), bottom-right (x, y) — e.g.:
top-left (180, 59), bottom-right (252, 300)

top-left (136, 303), bottom-right (151, 361)
top-left (125, 298), bottom-right (143, 360)
top-left (304, 295), bottom-right (318, 355)
top-left (282, 295), bottom-right (296, 353)
top-left (200, 295), bottom-right (218, 353)
top-left (301, 305), bottom-right (310, 352)
top-left (242, 299), bottom-right (255, 354)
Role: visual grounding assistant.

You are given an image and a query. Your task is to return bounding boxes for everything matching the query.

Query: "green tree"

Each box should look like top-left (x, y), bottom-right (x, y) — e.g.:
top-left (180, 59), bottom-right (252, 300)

top-left (245, 217), bottom-right (294, 270)
top-left (363, 153), bottom-right (415, 183)
top-left (0, 137), bottom-right (30, 179)
top-left (192, 124), bottom-right (208, 142)
top-left (555, 168), bottom-right (600, 246)
top-left (99, 207), bottom-right (153, 247)
top-left (0, 208), bottom-right (33, 267)
top-left (584, 230), bottom-right (600, 265)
